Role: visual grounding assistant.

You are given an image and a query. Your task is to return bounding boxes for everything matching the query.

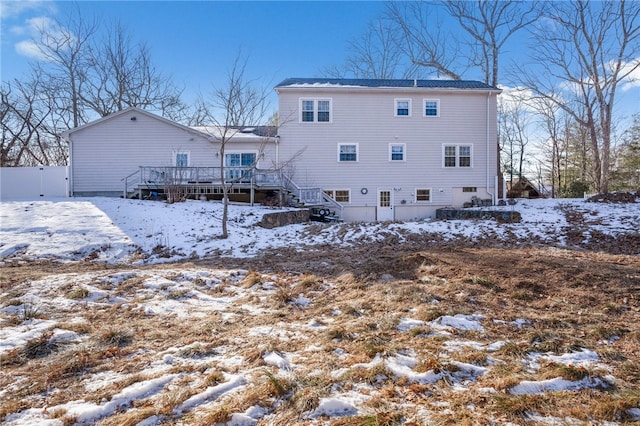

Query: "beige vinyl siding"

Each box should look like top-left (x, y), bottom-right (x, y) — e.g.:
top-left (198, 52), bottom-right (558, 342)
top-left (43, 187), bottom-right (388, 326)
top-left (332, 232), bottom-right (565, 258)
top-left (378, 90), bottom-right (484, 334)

top-left (70, 110), bottom-right (276, 195)
top-left (277, 86), bottom-right (498, 219)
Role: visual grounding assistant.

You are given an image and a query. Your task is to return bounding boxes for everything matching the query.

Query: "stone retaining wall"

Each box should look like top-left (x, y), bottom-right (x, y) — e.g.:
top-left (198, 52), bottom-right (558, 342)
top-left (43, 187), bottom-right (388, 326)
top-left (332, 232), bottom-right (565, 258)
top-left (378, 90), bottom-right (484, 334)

top-left (436, 208), bottom-right (521, 223)
top-left (258, 209), bottom-right (310, 228)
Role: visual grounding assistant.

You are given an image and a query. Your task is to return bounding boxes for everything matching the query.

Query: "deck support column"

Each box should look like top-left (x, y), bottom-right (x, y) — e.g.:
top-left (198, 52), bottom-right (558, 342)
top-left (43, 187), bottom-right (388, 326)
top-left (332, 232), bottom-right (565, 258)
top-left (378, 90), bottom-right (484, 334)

top-left (250, 175), bottom-right (255, 206)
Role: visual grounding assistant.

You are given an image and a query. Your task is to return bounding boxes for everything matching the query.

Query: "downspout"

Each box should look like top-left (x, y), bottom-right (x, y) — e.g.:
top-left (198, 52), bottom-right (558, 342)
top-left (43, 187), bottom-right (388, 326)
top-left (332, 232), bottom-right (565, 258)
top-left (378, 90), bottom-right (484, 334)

top-left (68, 137), bottom-right (73, 197)
top-left (275, 135), bottom-right (280, 168)
top-left (486, 91), bottom-right (495, 205)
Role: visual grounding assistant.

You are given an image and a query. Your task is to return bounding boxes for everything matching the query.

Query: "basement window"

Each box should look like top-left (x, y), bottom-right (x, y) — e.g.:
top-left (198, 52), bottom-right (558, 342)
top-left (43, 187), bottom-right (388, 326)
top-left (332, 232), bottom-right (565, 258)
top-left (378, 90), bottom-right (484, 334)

top-left (325, 189), bottom-right (350, 203)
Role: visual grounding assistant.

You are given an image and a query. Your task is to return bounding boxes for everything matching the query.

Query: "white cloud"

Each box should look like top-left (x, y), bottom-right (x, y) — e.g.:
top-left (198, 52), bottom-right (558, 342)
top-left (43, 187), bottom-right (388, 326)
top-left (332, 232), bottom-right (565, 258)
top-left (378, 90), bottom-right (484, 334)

top-left (10, 24), bottom-right (27, 36)
top-left (497, 85), bottom-right (540, 114)
top-left (15, 39), bottom-right (48, 60)
top-left (24, 15), bottom-right (57, 34)
top-left (0, 1), bottom-right (55, 20)
top-left (620, 58), bottom-right (640, 91)
top-left (12, 16), bottom-right (69, 61)
top-left (2, 0), bottom-right (62, 61)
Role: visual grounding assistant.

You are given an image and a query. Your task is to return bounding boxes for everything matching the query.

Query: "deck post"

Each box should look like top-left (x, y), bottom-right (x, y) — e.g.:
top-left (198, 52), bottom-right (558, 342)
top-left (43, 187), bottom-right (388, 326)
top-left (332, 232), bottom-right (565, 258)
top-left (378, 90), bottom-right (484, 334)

top-left (250, 174), bottom-right (255, 206)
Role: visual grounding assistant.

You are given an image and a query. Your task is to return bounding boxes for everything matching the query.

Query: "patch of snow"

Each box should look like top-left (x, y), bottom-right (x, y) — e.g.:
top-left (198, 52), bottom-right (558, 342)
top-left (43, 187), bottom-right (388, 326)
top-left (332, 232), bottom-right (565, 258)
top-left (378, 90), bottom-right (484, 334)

top-left (386, 354), bottom-right (443, 384)
top-left (433, 314), bottom-right (484, 331)
top-left (628, 408), bottom-right (640, 421)
top-left (486, 341), bottom-right (507, 351)
top-left (59, 374), bottom-right (178, 424)
top-left (303, 397), bottom-right (358, 419)
top-left (542, 348), bottom-right (600, 367)
top-left (0, 320), bottom-right (57, 354)
top-left (509, 376), bottom-right (609, 395)
top-left (175, 375), bottom-right (246, 414)
top-left (397, 317), bottom-right (426, 332)
top-left (292, 294), bottom-right (311, 307)
top-left (263, 351), bottom-right (292, 371)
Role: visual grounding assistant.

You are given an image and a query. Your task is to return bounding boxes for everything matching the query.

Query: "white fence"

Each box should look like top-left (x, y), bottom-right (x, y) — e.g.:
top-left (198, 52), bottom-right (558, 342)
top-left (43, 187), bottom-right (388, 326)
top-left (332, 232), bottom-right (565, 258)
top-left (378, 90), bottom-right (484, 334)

top-left (0, 166), bottom-right (69, 199)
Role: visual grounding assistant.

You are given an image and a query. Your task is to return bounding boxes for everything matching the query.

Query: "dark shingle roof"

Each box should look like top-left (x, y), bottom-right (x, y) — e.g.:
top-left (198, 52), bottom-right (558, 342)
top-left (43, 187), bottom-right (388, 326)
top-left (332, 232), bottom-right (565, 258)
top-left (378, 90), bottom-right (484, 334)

top-left (276, 78), bottom-right (499, 91)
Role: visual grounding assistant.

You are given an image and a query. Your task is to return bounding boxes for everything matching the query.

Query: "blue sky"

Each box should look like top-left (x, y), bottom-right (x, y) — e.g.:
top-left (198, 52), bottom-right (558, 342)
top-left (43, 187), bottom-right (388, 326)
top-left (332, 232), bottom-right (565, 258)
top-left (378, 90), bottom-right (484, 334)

top-left (1, 0), bottom-right (387, 107)
top-left (1, 0), bottom-right (638, 123)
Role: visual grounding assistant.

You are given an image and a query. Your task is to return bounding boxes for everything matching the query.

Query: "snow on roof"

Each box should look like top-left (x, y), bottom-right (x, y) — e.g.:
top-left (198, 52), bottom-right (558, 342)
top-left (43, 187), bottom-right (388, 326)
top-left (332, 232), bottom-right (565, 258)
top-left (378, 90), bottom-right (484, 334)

top-left (191, 126), bottom-right (277, 140)
top-left (276, 78), bottom-right (500, 91)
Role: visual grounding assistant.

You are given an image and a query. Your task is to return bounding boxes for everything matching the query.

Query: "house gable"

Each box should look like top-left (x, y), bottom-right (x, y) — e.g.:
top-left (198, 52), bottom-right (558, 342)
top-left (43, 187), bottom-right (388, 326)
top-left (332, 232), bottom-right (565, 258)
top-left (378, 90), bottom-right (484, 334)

top-left (61, 107), bottom-right (211, 141)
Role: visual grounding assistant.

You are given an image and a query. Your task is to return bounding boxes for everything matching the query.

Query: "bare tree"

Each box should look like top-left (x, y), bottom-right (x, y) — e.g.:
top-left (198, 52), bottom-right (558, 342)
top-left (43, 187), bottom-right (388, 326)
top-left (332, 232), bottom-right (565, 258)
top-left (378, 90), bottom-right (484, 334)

top-left (442, 1), bottom-right (542, 87)
top-left (533, 96), bottom-right (573, 198)
top-left (499, 91), bottom-right (531, 188)
top-left (386, 1), bottom-right (541, 85)
top-left (611, 114), bottom-right (640, 190)
top-left (3, 9), bottom-right (187, 166)
top-left (387, 1), bottom-right (542, 199)
top-left (29, 6), bottom-right (97, 129)
top-left (325, 16), bottom-right (419, 79)
top-left (197, 54), bottom-right (271, 239)
top-left (82, 22), bottom-right (185, 118)
top-left (1, 75), bottom-right (66, 166)
top-left (519, 0), bottom-right (640, 193)
top-left (386, 2), bottom-right (463, 80)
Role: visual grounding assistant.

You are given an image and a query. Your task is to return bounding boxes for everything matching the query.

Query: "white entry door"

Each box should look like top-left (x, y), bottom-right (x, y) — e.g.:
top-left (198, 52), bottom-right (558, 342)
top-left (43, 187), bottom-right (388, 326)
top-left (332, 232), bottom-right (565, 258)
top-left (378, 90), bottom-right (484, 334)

top-left (377, 189), bottom-right (394, 221)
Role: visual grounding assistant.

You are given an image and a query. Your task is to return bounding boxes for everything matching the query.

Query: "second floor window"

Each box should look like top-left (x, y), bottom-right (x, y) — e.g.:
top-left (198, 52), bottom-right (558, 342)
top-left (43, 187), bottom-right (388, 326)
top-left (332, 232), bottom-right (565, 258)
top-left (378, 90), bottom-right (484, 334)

top-left (424, 99), bottom-right (439, 117)
top-left (302, 100), bottom-right (314, 122)
top-left (300, 98), bottom-right (332, 123)
top-left (338, 144), bottom-right (358, 162)
top-left (395, 99), bottom-right (411, 116)
top-left (317, 100), bottom-right (330, 122)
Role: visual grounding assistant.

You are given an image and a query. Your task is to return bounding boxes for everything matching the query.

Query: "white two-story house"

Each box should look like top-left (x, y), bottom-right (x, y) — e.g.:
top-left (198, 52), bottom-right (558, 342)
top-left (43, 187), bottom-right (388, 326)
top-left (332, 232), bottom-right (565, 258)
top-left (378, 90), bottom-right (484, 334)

top-left (275, 78), bottom-right (502, 221)
top-left (62, 78), bottom-right (501, 222)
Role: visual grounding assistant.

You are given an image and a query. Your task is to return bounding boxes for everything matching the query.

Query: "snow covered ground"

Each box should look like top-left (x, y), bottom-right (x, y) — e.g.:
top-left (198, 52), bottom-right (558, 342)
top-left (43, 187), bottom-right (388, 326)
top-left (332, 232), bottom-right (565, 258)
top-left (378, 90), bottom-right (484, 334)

top-left (1, 195), bottom-right (638, 264)
top-left (0, 196), bottom-right (639, 425)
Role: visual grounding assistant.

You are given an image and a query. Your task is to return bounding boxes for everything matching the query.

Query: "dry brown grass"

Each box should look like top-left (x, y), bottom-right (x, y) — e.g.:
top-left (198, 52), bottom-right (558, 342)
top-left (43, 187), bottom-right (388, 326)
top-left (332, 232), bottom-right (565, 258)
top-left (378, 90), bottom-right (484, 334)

top-left (1, 246), bottom-right (639, 424)
top-left (240, 270), bottom-right (263, 288)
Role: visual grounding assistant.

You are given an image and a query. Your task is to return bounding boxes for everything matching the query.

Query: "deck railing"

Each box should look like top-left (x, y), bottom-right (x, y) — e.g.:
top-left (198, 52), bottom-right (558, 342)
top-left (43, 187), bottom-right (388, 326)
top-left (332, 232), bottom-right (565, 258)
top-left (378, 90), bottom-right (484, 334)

top-left (123, 166), bottom-right (282, 198)
top-left (281, 174), bottom-right (324, 205)
top-left (132, 166), bottom-right (283, 186)
top-left (123, 166), bottom-right (342, 218)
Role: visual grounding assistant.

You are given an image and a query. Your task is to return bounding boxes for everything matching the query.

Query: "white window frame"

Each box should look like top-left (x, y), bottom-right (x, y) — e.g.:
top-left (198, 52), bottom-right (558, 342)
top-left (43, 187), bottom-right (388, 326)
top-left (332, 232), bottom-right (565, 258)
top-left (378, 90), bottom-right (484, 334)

top-left (389, 143), bottom-right (406, 162)
top-left (325, 189), bottom-right (351, 203)
top-left (442, 144), bottom-right (473, 168)
top-left (394, 98), bottom-right (412, 117)
top-left (299, 98), bottom-right (332, 123)
top-left (423, 99), bottom-right (440, 117)
top-left (224, 150), bottom-right (259, 166)
top-left (415, 188), bottom-right (432, 203)
top-left (173, 151), bottom-right (190, 167)
top-left (459, 145), bottom-right (472, 167)
top-left (224, 150), bottom-right (258, 182)
top-left (337, 143), bottom-right (359, 162)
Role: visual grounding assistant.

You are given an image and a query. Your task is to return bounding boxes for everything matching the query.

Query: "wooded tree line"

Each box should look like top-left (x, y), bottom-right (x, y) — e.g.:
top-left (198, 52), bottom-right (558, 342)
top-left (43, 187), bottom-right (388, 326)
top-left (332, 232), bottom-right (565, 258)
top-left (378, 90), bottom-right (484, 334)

top-left (1, 7), bottom-right (187, 167)
top-left (3, 1), bottom-right (639, 196)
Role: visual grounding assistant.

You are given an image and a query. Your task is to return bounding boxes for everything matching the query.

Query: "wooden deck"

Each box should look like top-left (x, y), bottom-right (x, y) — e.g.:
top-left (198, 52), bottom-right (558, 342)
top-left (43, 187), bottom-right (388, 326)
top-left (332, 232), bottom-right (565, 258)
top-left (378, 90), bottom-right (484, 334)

top-left (123, 166), bottom-right (344, 218)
